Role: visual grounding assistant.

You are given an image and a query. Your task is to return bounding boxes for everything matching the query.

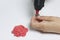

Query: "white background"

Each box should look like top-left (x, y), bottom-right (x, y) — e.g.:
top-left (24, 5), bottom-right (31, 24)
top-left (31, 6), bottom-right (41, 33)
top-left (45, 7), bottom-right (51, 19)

top-left (0, 0), bottom-right (60, 40)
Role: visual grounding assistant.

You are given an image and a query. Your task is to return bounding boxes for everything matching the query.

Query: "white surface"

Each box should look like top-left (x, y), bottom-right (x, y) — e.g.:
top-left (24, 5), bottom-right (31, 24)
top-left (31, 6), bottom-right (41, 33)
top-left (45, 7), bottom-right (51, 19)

top-left (0, 0), bottom-right (60, 40)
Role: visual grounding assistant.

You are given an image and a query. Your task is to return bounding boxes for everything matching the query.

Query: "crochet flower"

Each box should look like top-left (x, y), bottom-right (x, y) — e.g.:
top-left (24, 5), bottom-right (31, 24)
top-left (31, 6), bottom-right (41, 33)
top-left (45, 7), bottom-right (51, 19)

top-left (12, 25), bottom-right (28, 37)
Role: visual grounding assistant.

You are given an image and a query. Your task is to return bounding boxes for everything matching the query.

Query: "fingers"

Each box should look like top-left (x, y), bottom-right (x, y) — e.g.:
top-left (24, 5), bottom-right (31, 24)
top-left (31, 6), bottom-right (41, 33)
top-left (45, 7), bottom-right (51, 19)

top-left (31, 16), bottom-right (40, 27)
top-left (31, 16), bottom-right (36, 22)
top-left (30, 18), bottom-right (48, 31)
top-left (30, 16), bottom-right (47, 31)
top-left (31, 16), bottom-right (58, 24)
top-left (31, 16), bottom-right (41, 29)
top-left (31, 16), bottom-right (39, 23)
top-left (30, 16), bottom-right (53, 31)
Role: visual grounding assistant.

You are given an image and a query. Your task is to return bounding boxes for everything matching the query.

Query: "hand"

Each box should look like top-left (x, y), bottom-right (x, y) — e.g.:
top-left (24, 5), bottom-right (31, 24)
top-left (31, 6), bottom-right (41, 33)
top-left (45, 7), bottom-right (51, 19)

top-left (30, 16), bottom-right (60, 33)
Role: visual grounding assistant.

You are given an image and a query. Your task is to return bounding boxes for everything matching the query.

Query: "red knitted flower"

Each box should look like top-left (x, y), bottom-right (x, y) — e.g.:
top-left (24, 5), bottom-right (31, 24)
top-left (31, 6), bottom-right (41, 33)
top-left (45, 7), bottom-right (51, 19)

top-left (12, 25), bottom-right (28, 37)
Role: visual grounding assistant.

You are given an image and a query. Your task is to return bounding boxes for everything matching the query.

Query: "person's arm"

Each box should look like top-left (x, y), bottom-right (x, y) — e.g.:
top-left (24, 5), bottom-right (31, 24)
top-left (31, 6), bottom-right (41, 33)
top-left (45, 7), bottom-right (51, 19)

top-left (30, 16), bottom-right (60, 34)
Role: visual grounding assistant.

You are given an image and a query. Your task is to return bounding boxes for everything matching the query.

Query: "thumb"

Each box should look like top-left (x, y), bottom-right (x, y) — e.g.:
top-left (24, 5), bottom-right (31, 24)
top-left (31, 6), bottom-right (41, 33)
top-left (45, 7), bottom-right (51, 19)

top-left (36, 16), bottom-right (55, 21)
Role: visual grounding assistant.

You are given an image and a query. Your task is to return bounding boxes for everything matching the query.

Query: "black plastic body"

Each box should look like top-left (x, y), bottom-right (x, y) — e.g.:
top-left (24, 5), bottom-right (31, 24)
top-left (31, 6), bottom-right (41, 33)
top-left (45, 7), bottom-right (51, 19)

top-left (34, 0), bottom-right (45, 10)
